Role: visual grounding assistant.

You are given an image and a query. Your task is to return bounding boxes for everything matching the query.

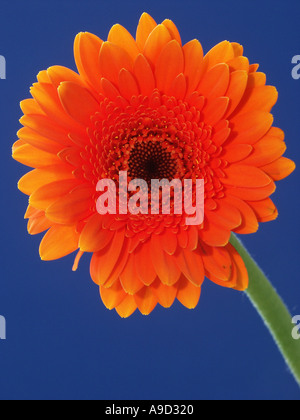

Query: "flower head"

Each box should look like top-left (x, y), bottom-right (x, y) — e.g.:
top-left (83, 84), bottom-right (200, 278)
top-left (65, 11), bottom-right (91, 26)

top-left (13, 13), bottom-right (295, 317)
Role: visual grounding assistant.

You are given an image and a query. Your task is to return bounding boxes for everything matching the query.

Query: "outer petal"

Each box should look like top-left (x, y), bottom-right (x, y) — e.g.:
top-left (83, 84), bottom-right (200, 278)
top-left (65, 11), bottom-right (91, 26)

top-left (13, 144), bottom-right (60, 168)
top-left (136, 12), bottom-right (157, 51)
top-left (115, 295), bottom-right (137, 318)
top-left (79, 213), bottom-right (114, 252)
top-left (99, 41), bottom-right (134, 85)
top-left (176, 276), bottom-right (201, 309)
top-left (228, 111), bottom-right (274, 145)
top-left (155, 40), bottom-right (184, 94)
top-left (183, 39), bottom-right (204, 96)
top-left (18, 165), bottom-right (74, 195)
top-left (39, 225), bottom-right (79, 261)
top-left (143, 24), bottom-right (172, 67)
top-left (58, 81), bottom-right (100, 126)
top-left (108, 24), bottom-right (139, 61)
top-left (151, 278), bottom-right (177, 308)
top-left (261, 157), bottom-right (295, 181)
top-left (162, 19), bottom-right (182, 45)
top-left (134, 287), bottom-right (158, 315)
top-left (100, 280), bottom-right (127, 310)
top-left (133, 54), bottom-right (156, 95)
top-left (74, 32), bottom-right (103, 92)
top-left (46, 184), bottom-right (95, 224)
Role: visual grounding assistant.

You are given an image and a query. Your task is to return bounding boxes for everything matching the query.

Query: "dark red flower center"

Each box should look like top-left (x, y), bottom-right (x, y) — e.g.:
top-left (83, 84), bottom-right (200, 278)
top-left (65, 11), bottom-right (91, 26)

top-left (128, 140), bottom-right (177, 185)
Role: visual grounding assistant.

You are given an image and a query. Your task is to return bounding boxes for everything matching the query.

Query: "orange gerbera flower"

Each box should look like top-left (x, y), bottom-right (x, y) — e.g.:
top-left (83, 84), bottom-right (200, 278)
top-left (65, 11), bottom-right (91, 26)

top-left (13, 13), bottom-right (295, 317)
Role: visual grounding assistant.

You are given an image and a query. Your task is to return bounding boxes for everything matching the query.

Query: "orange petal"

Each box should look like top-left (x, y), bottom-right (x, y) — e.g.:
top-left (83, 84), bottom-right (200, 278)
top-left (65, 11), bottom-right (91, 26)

top-left (151, 278), bottom-right (177, 308)
top-left (181, 247), bottom-right (205, 286)
top-left (204, 244), bottom-right (241, 289)
top-left (202, 96), bottom-right (229, 126)
top-left (248, 198), bottom-right (278, 222)
top-left (115, 294), bottom-right (137, 318)
top-left (30, 179), bottom-right (80, 210)
top-left (242, 136), bottom-right (286, 166)
top-left (222, 144), bottom-right (253, 163)
top-left (100, 280), bottom-right (127, 310)
top-left (99, 41), bottom-right (133, 86)
top-left (201, 41), bottom-right (234, 78)
top-left (102, 239), bottom-right (130, 289)
top-left (199, 220), bottom-right (231, 246)
top-left (13, 144), bottom-right (60, 168)
top-left (134, 240), bottom-right (157, 286)
top-left (225, 181), bottom-right (276, 201)
top-left (58, 81), bottom-right (99, 126)
top-left (17, 127), bottom-right (63, 154)
top-left (120, 253), bottom-right (144, 295)
top-left (227, 243), bottom-right (249, 291)
top-left (100, 77), bottom-right (121, 102)
top-left (206, 200), bottom-right (242, 230)
top-left (136, 12), bottom-right (157, 51)
top-left (12, 139), bottom-right (26, 152)
top-left (211, 124), bottom-right (231, 146)
top-left (183, 39), bottom-right (204, 96)
top-left (74, 32), bottom-right (103, 92)
top-left (231, 42), bottom-right (244, 57)
top-left (187, 226), bottom-right (199, 251)
top-left (224, 195), bottom-right (259, 234)
top-left (46, 184), bottom-right (94, 224)
top-left (197, 63), bottom-right (230, 100)
top-left (236, 85), bottom-right (278, 115)
top-left (79, 213), bottom-right (114, 252)
top-left (247, 72), bottom-right (266, 88)
top-left (24, 204), bottom-right (42, 219)
top-left (221, 164), bottom-right (271, 188)
top-left (267, 127), bottom-right (285, 141)
top-left (18, 164), bottom-right (74, 195)
top-left (151, 234), bottom-right (181, 285)
top-left (47, 65), bottom-right (86, 89)
top-left (20, 98), bottom-right (44, 115)
top-left (108, 24), bottom-right (139, 61)
top-left (162, 19), bottom-right (182, 45)
top-left (249, 64), bottom-right (259, 73)
top-left (89, 229), bottom-right (126, 286)
top-left (58, 146), bottom-right (84, 167)
top-left (39, 225), bottom-right (79, 260)
top-left (20, 114), bottom-right (72, 146)
top-left (260, 157), bottom-right (295, 181)
top-left (36, 70), bottom-right (50, 84)
top-left (229, 111), bottom-right (274, 145)
top-left (161, 230), bottom-right (178, 255)
top-left (226, 56), bottom-right (249, 73)
top-left (30, 82), bottom-right (85, 132)
top-left (133, 54), bottom-right (156, 95)
top-left (143, 24), bottom-right (172, 67)
top-left (173, 247), bottom-right (205, 286)
top-left (27, 212), bottom-right (52, 235)
top-left (168, 73), bottom-right (187, 99)
top-left (155, 40), bottom-right (184, 94)
top-left (176, 276), bottom-right (201, 309)
top-left (223, 70), bottom-right (248, 118)
top-left (118, 68), bottom-right (139, 100)
top-left (134, 286), bottom-right (158, 315)
top-left (199, 241), bottom-right (232, 281)
top-left (177, 227), bottom-right (188, 249)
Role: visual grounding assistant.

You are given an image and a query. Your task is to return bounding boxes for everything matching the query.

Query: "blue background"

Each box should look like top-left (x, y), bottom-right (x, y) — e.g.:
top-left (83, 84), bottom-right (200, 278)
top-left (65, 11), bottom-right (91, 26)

top-left (0, 0), bottom-right (299, 400)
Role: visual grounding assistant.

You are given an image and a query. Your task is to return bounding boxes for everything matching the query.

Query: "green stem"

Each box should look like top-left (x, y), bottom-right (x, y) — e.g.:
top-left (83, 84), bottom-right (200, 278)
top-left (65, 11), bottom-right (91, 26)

top-left (230, 233), bottom-right (300, 387)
